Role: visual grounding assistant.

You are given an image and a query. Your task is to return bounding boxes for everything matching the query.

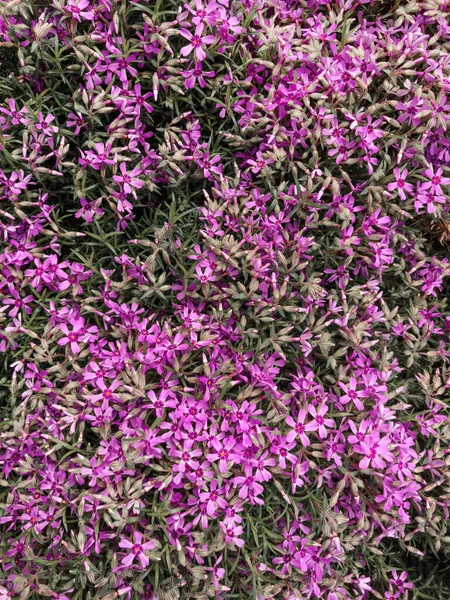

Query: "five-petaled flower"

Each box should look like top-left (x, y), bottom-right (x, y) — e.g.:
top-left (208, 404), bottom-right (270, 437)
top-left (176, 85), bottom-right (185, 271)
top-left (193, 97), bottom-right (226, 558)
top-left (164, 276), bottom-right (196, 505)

top-left (118, 531), bottom-right (157, 568)
top-left (113, 162), bottom-right (143, 195)
top-left (180, 24), bottom-right (215, 61)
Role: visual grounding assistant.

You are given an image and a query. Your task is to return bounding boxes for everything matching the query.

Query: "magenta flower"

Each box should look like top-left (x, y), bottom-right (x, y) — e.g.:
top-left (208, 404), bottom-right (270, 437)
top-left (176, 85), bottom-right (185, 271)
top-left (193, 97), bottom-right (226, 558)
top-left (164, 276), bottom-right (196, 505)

top-left (144, 389), bottom-right (177, 418)
top-left (83, 142), bottom-right (116, 171)
top-left (66, 111), bottom-right (86, 135)
top-left (1, 290), bottom-right (34, 318)
top-left (292, 539), bottom-right (315, 572)
top-left (199, 481), bottom-right (228, 516)
top-left (358, 436), bottom-right (394, 470)
top-left (356, 116), bottom-right (384, 143)
top-left (305, 404), bottom-right (335, 439)
top-left (108, 54), bottom-right (138, 84)
top-left (57, 318), bottom-right (85, 354)
top-left (233, 471), bottom-right (264, 500)
top-left (79, 457), bottom-right (114, 486)
top-left (118, 531), bottom-right (157, 568)
top-left (273, 550), bottom-right (295, 575)
top-left (206, 437), bottom-right (237, 473)
top-left (34, 112), bottom-right (58, 134)
top-left (195, 151), bottom-right (222, 178)
top-left (65, 0), bottom-right (94, 21)
top-left (172, 443), bottom-right (203, 477)
top-left (205, 555), bottom-right (229, 591)
top-left (0, 169), bottom-right (33, 196)
top-left (75, 197), bottom-right (104, 222)
top-left (91, 378), bottom-right (122, 403)
top-left (338, 378), bottom-right (364, 411)
top-left (185, 0), bottom-right (218, 26)
top-left (252, 451), bottom-right (276, 482)
top-left (396, 95), bottom-right (425, 127)
top-left (195, 264), bottom-right (216, 284)
top-left (180, 24), bottom-right (215, 61)
top-left (415, 188), bottom-right (446, 214)
top-left (182, 62), bottom-right (215, 89)
top-left (247, 150), bottom-right (275, 174)
top-left (421, 166), bottom-right (450, 195)
top-left (387, 168), bottom-right (414, 200)
top-left (129, 84), bottom-right (154, 115)
top-left (2, 0), bottom-right (450, 594)
top-left (270, 436), bottom-right (296, 469)
top-left (113, 162), bottom-right (143, 194)
top-left (285, 409), bottom-right (310, 446)
top-left (390, 570), bottom-right (413, 593)
top-left (0, 98), bottom-right (30, 125)
top-left (219, 522), bottom-right (245, 547)
top-left (57, 262), bottom-right (92, 295)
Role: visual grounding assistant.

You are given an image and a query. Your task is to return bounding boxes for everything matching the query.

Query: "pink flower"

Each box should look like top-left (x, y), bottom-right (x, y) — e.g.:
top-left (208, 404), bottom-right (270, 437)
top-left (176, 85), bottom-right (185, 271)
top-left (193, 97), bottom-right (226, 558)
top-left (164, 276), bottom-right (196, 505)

top-left (0, 99), bottom-right (30, 125)
top-left (65, 0), bottom-right (94, 21)
top-left (143, 389), bottom-right (177, 418)
top-left (338, 378), bottom-right (364, 411)
top-left (185, 0), bottom-right (218, 26)
top-left (285, 409), bottom-right (310, 446)
top-left (113, 162), bottom-right (143, 194)
top-left (421, 166), bottom-right (450, 195)
top-left (118, 531), bottom-right (157, 568)
top-left (79, 457), bottom-right (114, 486)
top-left (387, 168), bottom-right (414, 200)
top-left (356, 116), bottom-right (384, 142)
top-left (108, 54), bottom-right (138, 84)
top-left (180, 24), bottom-right (215, 61)
top-left (251, 451), bottom-right (276, 482)
top-left (247, 150), bottom-right (275, 174)
top-left (219, 522), bottom-right (244, 547)
top-left (0, 169), bottom-right (33, 196)
top-left (75, 197), bottom-right (104, 223)
top-left (396, 95), bottom-right (425, 127)
top-left (415, 187), bottom-right (446, 214)
top-left (270, 436), bottom-right (296, 469)
top-left (195, 151), bottom-right (222, 178)
top-left (305, 404), bottom-right (335, 439)
top-left (66, 112), bottom-right (86, 135)
top-left (390, 570), bottom-right (413, 593)
top-left (199, 481), bottom-right (228, 516)
top-left (358, 436), bottom-right (394, 469)
top-left (83, 142), bottom-right (116, 171)
top-left (233, 470), bottom-right (264, 500)
top-left (35, 112), bottom-right (58, 134)
top-left (1, 290), bottom-right (34, 318)
top-left (58, 318), bottom-right (85, 354)
top-left (195, 264), bottom-right (216, 284)
top-left (206, 437), bottom-right (237, 473)
top-left (182, 62), bottom-right (215, 89)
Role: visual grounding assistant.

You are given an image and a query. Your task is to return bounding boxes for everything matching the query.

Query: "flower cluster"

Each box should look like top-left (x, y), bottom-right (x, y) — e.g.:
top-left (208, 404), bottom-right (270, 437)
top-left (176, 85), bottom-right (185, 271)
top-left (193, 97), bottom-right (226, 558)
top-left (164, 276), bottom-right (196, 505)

top-left (0, 0), bottom-right (450, 599)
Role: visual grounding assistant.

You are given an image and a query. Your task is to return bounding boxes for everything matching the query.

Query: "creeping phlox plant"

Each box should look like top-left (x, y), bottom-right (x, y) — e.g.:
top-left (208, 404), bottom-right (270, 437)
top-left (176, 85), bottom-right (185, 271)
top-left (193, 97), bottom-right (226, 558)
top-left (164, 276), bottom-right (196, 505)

top-left (1, 0), bottom-right (450, 598)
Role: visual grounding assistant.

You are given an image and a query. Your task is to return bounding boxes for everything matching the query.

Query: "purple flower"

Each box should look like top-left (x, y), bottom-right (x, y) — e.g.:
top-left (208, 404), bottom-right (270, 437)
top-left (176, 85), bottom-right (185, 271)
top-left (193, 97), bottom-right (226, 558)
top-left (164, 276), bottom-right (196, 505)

top-left (305, 404), bottom-right (335, 439)
top-left (338, 378), bottom-right (365, 411)
top-left (65, 0), bottom-right (94, 21)
top-left (182, 62), bottom-right (215, 89)
top-left (358, 436), bottom-right (394, 470)
top-left (57, 318), bottom-right (85, 354)
top-left (285, 409), bottom-right (310, 446)
top-left (118, 531), bottom-right (157, 568)
top-left (180, 24), bottom-right (215, 61)
top-left (1, 290), bottom-right (34, 318)
top-left (34, 112), bottom-right (58, 134)
top-left (387, 168), bottom-right (414, 200)
top-left (0, 99), bottom-right (30, 125)
top-left (113, 162), bottom-right (143, 194)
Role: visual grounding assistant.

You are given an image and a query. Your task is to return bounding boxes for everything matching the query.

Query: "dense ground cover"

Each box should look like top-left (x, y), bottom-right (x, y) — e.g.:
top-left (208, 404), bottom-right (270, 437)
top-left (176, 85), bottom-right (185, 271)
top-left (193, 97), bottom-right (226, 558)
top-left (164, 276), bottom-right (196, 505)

top-left (1, 0), bottom-right (450, 598)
